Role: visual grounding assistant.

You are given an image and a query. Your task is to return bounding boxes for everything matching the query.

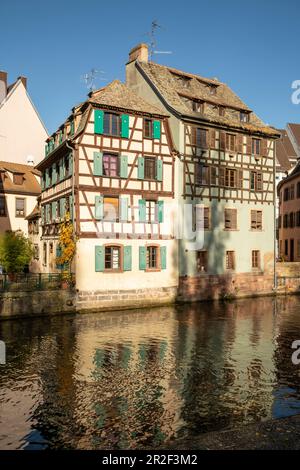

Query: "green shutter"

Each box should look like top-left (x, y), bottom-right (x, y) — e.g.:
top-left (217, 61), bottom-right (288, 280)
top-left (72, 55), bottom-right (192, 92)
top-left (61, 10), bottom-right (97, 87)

top-left (139, 246), bottom-right (146, 270)
top-left (69, 194), bottom-right (73, 220)
top-left (95, 246), bottom-right (105, 272)
top-left (120, 155), bottom-right (128, 178)
top-left (70, 120), bottom-right (74, 135)
top-left (52, 201), bottom-right (57, 220)
top-left (59, 131), bottom-right (63, 144)
top-left (121, 114), bottom-right (129, 138)
top-left (45, 144), bottom-right (48, 157)
top-left (160, 246), bottom-right (167, 269)
top-left (45, 204), bottom-right (49, 223)
top-left (69, 153), bottom-right (73, 176)
top-left (41, 173), bottom-right (45, 190)
top-left (123, 246), bottom-right (132, 271)
top-left (52, 163), bottom-right (57, 184)
top-left (41, 206), bottom-right (45, 224)
top-left (95, 195), bottom-right (104, 220)
top-left (59, 158), bottom-right (64, 180)
top-left (60, 198), bottom-right (65, 219)
top-left (156, 159), bottom-right (163, 181)
top-left (120, 197), bottom-right (128, 222)
top-left (138, 199), bottom-right (146, 222)
top-left (138, 157), bottom-right (145, 179)
top-left (153, 120), bottom-right (161, 139)
top-left (93, 152), bottom-right (103, 176)
top-left (94, 109), bottom-right (104, 134)
top-left (157, 200), bottom-right (164, 223)
top-left (45, 169), bottom-right (49, 188)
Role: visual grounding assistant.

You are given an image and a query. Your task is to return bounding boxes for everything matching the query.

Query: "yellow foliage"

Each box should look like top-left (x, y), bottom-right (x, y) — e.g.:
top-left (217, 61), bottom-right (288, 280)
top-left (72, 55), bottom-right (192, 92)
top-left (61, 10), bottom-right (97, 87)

top-left (56, 212), bottom-right (76, 269)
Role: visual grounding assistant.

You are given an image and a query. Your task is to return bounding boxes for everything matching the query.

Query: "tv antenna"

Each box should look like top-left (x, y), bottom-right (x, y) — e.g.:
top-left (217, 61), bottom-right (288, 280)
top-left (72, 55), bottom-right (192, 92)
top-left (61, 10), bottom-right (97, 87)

top-left (81, 68), bottom-right (106, 92)
top-left (146, 20), bottom-right (172, 61)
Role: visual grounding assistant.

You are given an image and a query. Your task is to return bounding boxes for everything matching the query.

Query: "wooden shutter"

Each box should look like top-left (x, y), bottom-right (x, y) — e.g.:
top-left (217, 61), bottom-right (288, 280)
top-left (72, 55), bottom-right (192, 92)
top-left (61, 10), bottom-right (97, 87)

top-left (52, 201), bottom-right (56, 220)
top-left (45, 169), bottom-right (50, 188)
top-left (246, 136), bottom-right (252, 155)
top-left (94, 109), bottom-right (104, 134)
top-left (123, 246), bottom-right (132, 271)
top-left (237, 134), bottom-right (243, 153)
top-left (153, 120), bottom-right (161, 139)
top-left (119, 197), bottom-right (128, 222)
top-left (59, 158), bottom-right (64, 180)
top-left (95, 195), bottom-right (104, 220)
top-left (237, 170), bottom-right (243, 188)
top-left (160, 246), bottom-right (167, 270)
top-left (121, 114), bottom-right (129, 138)
top-left (260, 139), bottom-right (268, 156)
top-left (219, 167), bottom-right (225, 186)
top-left (210, 129), bottom-right (216, 149)
top-left (69, 153), bottom-right (73, 176)
top-left (219, 131), bottom-right (226, 150)
top-left (210, 166), bottom-right (217, 185)
top-left (138, 199), bottom-right (146, 222)
top-left (157, 200), bottom-right (164, 223)
top-left (139, 246), bottom-right (146, 270)
top-left (93, 152), bottom-right (103, 176)
top-left (41, 172), bottom-right (45, 190)
top-left (137, 157), bottom-right (145, 179)
top-left (52, 163), bottom-right (57, 185)
top-left (156, 159), bottom-right (163, 181)
top-left (60, 198), bottom-right (65, 218)
top-left (120, 155), bottom-right (128, 178)
top-left (95, 246), bottom-right (104, 272)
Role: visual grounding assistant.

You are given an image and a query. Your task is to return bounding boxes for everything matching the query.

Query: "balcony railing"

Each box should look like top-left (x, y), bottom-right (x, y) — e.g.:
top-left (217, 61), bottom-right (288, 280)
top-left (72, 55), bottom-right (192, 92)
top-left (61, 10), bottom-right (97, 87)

top-left (0, 273), bottom-right (75, 292)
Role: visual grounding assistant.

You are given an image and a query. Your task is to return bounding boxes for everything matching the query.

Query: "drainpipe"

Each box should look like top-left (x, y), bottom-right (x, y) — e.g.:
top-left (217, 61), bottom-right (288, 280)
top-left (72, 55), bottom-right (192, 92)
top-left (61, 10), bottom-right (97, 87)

top-left (273, 140), bottom-right (277, 291)
top-left (65, 139), bottom-right (75, 227)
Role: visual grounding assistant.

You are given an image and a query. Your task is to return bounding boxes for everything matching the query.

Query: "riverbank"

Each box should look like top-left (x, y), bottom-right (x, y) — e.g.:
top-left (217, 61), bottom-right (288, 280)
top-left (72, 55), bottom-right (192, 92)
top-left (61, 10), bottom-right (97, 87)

top-left (163, 414), bottom-right (300, 450)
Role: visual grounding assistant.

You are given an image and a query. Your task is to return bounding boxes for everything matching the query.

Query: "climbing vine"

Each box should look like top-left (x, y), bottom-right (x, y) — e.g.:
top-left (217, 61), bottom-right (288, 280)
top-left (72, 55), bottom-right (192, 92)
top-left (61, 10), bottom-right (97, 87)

top-left (56, 212), bottom-right (76, 270)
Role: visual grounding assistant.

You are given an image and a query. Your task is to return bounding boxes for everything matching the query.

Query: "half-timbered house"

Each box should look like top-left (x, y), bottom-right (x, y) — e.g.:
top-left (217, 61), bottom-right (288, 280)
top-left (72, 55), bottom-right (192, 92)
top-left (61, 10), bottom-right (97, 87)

top-left (126, 43), bottom-right (280, 299)
top-left (36, 80), bottom-right (178, 309)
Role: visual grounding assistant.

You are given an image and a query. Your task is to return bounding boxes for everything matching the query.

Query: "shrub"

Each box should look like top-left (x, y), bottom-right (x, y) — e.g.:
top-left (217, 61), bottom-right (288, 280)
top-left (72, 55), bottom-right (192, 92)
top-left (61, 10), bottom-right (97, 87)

top-left (0, 231), bottom-right (34, 273)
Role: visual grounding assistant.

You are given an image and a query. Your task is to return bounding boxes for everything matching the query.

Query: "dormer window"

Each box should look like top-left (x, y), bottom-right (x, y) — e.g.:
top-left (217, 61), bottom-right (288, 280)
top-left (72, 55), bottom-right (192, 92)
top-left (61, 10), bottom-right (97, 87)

top-left (192, 101), bottom-right (204, 113)
top-left (172, 72), bottom-right (192, 88)
top-left (240, 112), bottom-right (249, 123)
top-left (13, 173), bottom-right (23, 185)
top-left (209, 85), bottom-right (217, 95)
top-left (219, 106), bottom-right (225, 117)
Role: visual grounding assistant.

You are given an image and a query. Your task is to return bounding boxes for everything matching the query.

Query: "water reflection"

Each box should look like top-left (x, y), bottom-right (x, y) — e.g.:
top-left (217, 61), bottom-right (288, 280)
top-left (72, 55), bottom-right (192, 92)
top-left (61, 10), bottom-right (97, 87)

top-left (1, 296), bottom-right (300, 449)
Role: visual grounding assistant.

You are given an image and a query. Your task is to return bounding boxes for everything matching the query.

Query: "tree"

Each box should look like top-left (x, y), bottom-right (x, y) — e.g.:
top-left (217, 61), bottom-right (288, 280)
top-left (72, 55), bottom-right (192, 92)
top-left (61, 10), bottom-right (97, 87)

top-left (0, 231), bottom-right (34, 273)
top-left (56, 212), bottom-right (76, 271)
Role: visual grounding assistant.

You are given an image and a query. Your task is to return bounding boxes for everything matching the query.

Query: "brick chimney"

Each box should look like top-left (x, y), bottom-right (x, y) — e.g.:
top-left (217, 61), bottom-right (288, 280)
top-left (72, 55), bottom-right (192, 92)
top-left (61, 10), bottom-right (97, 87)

top-left (18, 76), bottom-right (27, 89)
top-left (0, 71), bottom-right (7, 102)
top-left (128, 43), bottom-right (148, 63)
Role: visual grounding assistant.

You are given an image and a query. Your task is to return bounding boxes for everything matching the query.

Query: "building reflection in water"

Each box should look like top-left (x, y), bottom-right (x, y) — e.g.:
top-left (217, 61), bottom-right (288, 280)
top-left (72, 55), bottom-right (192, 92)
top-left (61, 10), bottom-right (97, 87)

top-left (1, 297), bottom-right (300, 449)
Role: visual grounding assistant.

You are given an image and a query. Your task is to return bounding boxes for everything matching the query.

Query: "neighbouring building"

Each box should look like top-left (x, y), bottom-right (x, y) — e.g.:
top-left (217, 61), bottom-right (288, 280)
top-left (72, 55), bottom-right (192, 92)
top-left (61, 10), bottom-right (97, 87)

top-left (277, 161), bottom-right (300, 261)
top-left (0, 161), bottom-right (41, 235)
top-left (0, 71), bottom-right (48, 166)
top-left (126, 43), bottom-right (280, 300)
top-left (36, 80), bottom-right (177, 308)
top-left (26, 200), bottom-right (41, 273)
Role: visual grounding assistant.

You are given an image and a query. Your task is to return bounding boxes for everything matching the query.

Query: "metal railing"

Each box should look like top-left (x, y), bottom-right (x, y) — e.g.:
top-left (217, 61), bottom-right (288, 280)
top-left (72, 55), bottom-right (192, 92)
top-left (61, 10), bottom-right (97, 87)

top-left (0, 273), bottom-right (75, 292)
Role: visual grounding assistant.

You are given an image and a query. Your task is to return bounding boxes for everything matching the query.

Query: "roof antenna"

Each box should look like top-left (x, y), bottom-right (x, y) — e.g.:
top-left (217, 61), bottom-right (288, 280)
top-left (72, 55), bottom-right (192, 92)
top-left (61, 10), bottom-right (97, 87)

top-left (146, 20), bottom-right (172, 61)
top-left (81, 68), bottom-right (106, 92)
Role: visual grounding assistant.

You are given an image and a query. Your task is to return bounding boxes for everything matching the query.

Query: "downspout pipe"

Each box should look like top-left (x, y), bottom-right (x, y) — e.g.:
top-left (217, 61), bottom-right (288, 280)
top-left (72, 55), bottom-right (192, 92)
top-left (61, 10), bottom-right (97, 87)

top-left (65, 139), bottom-right (75, 227)
top-left (273, 140), bottom-right (277, 292)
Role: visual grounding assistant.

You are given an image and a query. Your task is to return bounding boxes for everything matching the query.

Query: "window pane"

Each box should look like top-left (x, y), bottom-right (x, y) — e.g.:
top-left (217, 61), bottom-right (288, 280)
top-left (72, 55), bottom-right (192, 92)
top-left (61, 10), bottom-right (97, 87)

top-left (103, 197), bottom-right (119, 221)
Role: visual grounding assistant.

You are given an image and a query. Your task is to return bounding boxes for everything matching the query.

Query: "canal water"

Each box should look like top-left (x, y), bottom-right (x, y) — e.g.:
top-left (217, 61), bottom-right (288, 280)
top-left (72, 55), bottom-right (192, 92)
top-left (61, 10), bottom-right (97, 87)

top-left (1, 296), bottom-right (300, 449)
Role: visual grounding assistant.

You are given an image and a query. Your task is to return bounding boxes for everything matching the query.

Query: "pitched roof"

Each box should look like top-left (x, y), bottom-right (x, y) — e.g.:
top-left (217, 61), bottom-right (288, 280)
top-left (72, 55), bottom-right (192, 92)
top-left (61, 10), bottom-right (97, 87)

top-left (25, 204), bottom-right (40, 220)
top-left (276, 129), bottom-right (297, 172)
top-left (136, 61), bottom-right (279, 136)
top-left (288, 123), bottom-right (300, 148)
top-left (88, 79), bottom-right (169, 117)
top-left (0, 162), bottom-right (41, 195)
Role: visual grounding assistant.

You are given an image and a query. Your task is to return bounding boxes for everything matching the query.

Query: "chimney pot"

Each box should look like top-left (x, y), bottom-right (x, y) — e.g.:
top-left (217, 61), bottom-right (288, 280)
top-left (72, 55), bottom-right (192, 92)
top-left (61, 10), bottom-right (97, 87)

top-left (128, 43), bottom-right (148, 63)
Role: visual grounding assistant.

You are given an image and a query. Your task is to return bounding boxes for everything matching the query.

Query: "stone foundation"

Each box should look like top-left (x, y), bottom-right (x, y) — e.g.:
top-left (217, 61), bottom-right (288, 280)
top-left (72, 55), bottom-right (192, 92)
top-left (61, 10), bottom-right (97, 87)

top-left (177, 272), bottom-right (275, 302)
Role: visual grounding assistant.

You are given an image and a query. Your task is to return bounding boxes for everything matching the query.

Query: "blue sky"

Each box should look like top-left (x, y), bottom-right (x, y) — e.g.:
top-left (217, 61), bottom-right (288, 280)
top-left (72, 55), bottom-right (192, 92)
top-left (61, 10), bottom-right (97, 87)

top-left (1, 0), bottom-right (299, 134)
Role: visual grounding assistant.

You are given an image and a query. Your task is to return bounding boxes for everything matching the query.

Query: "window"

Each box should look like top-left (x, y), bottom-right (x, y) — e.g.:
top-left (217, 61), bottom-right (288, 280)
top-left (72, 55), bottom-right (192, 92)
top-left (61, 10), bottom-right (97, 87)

top-left (283, 214), bottom-right (288, 228)
top-left (104, 246), bottom-right (121, 270)
top-left (192, 101), bottom-right (204, 113)
top-left (240, 112), bottom-right (249, 123)
top-left (103, 112), bottom-right (120, 136)
top-left (250, 171), bottom-right (263, 191)
top-left (252, 138), bottom-right (260, 155)
top-left (290, 185), bottom-right (295, 199)
top-left (13, 173), bottom-right (23, 185)
top-left (297, 182), bottom-right (300, 198)
top-left (48, 166), bottom-right (52, 185)
top-left (290, 212), bottom-right (295, 228)
top-left (226, 251), bottom-right (235, 270)
top-left (146, 200), bottom-right (157, 223)
top-left (225, 168), bottom-right (239, 188)
top-left (191, 127), bottom-right (208, 147)
top-left (146, 246), bottom-right (158, 270)
top-left (103, 154), bottom-right (119, 177)
top-left (219, 106), bottom-right (225, 117)
top-left (43, 242), bottom-right (47, 266)
top-left (210, 166), bottom-right (217, 185)
top-left (252, 250), bottom-right (260, 269)
top-left (144, 157), bottom-right (156, 180)
top-left (0, 197), bottom-right (6, 216)
top-left (296, 211), bottom-right (300, 227)
top-left (297, 240), bottom-right (300, 258)
top-left (34, 244), bottom-right (39, 260)
top-left (278, 215), bottom-right (282, 229)
top-left (56, 162), bottom-right (60, 181)
top-left (284, 187), bottom-right (289, 201)
top-left (64, 156), bottom-right (70, 178)
top-left (193, 206), bottom-right (210, 231)
top-left (226, 134), bottom-right (236, 152)
top-left (224, 209), bottom-right (237, 230)
top-left (251, 210), bottom-right (262, 231)
top-left (144, 119), bottom-right (153, 138)
top-left (103, 196), bottom-right (119, 221)
top-left (16, 198), bottom-right (25, 217)
top-left (195, 163), bottom-right (209, 185)
top-left (284, 240), bottom-right (288, 256)
top-left (197, 251), bottom-right (208, 272)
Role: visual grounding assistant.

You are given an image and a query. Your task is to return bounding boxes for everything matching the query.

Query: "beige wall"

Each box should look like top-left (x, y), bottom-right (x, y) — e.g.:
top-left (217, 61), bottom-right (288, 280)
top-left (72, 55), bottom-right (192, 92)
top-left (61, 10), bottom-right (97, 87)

top-left (0, 193), bottom-right (38, 236)
top-left (0, 81), bottom-right (47, 165)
